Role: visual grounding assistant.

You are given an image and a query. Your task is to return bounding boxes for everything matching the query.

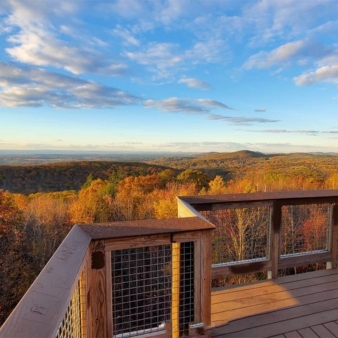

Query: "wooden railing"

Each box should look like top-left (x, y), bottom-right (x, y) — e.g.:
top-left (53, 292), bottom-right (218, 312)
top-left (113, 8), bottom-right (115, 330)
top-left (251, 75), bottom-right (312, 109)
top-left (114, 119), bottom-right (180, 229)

top-left (0, 218), bottom-right (214, 338)
top-left (2, 190), bottom-right (338, 338)
top-left (178, 190), bottom-right (338, 282)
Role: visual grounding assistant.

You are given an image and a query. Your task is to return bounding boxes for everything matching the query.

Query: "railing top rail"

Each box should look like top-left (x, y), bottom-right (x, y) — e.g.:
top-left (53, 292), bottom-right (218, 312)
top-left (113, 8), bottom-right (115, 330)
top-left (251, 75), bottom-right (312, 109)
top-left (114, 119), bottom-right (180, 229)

top-left (78, 217), bottom-right (215, 240)
top-left (0, 225), bottom-right (91, 338)
top-left (179, 189), bottom-right (338, 209)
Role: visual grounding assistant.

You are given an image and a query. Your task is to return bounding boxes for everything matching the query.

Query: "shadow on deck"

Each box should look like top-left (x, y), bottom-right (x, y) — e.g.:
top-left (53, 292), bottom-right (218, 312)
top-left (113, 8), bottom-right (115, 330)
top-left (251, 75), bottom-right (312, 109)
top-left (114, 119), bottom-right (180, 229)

top-left (210, 268), bottom-right (338, 338)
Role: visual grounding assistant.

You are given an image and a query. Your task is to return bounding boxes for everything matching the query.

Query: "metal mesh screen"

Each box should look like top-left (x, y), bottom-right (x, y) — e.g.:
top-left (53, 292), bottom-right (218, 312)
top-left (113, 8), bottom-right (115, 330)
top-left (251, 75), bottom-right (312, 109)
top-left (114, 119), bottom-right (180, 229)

top-left (201, 207), bottom-right (269, 264)
top-left (55, 279), bottom-right (82, 338)
top-left (111, 245), bottom-right (172, 338)
top-left (173, 242), bottom-right (194, 337)
top-left (281, 204), bottom-right (330, 256)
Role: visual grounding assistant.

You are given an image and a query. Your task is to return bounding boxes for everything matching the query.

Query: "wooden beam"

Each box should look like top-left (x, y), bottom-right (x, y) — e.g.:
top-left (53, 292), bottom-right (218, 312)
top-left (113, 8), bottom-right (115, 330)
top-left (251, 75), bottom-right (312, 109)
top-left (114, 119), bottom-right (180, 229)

top-left (104, 234), bottom-right (171, 251)
top-left (212, 260), bottom-right (271, 279)
top-left (279, 251), bottom-right (332, 269)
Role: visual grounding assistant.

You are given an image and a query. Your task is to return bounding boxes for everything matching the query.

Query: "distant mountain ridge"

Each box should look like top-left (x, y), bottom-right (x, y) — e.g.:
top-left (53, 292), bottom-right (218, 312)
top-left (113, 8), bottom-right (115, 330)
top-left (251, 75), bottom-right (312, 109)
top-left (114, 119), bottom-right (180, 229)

top-left (2, 151), bottom-right (338, 194)
top-left (0, 161), bottom-right (171, 194)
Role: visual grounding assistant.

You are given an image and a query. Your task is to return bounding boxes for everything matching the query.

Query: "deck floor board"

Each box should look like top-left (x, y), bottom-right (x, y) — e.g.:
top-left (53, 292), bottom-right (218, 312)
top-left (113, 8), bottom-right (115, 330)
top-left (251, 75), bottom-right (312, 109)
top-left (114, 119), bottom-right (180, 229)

top-left (209, 269), bottom-right (338, 338)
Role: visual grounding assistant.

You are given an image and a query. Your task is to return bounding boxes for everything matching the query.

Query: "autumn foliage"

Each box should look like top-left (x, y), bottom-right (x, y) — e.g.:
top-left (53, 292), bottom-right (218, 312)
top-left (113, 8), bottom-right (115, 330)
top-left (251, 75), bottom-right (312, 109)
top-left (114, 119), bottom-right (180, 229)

top-left (1, 153), bottom-right (338, 324)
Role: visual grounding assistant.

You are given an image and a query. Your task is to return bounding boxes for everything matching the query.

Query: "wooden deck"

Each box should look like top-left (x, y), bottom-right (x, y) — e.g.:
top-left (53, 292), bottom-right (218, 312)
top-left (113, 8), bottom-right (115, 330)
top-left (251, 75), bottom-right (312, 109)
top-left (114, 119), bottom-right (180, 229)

top-left (209, 268), bottom-right (338, 337)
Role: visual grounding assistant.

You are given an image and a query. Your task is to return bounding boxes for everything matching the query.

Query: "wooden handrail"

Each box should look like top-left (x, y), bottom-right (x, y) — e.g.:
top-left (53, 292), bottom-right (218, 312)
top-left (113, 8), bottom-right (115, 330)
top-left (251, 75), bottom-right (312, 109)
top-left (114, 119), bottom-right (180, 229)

top-left (0, 226), bottom-right (92, 338)
top-left (1, 218), bottom-right (215, 338)
top-left (178, 190), bottom-right (338, 281)
top-left (3, 190), bottom-right (338, 337)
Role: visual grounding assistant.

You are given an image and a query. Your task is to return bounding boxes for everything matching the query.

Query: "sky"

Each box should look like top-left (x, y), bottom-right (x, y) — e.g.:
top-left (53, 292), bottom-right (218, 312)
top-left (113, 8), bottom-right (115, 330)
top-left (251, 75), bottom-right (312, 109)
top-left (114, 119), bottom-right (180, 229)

top-left (1, 0), bottom-right (338, 154)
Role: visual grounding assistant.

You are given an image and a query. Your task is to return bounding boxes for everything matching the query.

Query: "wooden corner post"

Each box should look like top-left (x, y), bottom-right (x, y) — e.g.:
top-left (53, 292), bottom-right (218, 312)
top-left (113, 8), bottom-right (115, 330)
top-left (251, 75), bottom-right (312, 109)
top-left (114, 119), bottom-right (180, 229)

top-left (330, 204), bottom-right (338, 269)
top-left (88, 240), bottom-right (108, 338)
top-left (200, 229), bottom-right (212, 329)
top-left (268, 202), bottom-right (282, 279)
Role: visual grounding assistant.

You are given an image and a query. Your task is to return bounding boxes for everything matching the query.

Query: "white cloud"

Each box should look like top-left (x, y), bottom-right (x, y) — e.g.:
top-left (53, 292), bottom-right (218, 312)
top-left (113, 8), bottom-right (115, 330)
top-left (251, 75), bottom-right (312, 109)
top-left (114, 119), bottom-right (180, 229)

top-left (294, 65), bottom-right (338, 85)
top-left (243, 40), bottom-right (325, 69)
top-left (1, 0), bottom-right (127, 76)
top-left (0, 62), bottom-right (139, 108)
top-left (197, 99), bottom-right (233, 110)
top-left (6, 27), bottom-right (127, 76)
top-left (178, 77), bottom-right (210, 90)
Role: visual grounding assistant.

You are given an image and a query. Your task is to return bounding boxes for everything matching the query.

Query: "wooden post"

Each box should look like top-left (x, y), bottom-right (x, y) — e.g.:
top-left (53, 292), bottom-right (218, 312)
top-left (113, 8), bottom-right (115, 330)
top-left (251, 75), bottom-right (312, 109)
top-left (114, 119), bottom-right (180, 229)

top-left (194, 238), bottom-right (202, 326)
top-left (105, 251), bottom-right (113, 338)
top-left (172, 242), bottom-right (181, 338)
top-left (89, 240), bottom-right (108, 338)
top-left (200, 230), bottom-right (212, 329)
top-left (268, 202), bottom-right (282, 279)
top-left (79, 266), bottom-right (88, 338)
top-left (330, 204), bottom-right (338, 269)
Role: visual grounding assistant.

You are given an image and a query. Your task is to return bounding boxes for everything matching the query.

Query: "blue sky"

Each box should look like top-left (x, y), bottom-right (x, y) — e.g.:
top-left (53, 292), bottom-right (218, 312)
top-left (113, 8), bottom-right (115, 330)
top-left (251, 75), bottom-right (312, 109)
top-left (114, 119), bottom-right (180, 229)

top-left (1, 0), bottom-right (338, 154)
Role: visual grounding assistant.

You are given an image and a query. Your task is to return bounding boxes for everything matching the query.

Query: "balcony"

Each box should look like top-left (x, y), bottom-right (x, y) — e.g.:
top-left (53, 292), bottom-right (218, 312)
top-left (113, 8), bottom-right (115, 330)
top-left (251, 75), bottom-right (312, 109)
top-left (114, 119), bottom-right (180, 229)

top-left (1, 190), bottom-right (338, 338)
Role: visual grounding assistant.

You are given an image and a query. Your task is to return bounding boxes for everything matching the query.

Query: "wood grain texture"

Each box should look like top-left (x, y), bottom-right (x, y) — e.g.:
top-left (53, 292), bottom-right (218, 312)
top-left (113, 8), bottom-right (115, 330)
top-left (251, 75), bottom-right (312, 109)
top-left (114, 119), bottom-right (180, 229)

top-left (200, 230), bottom-right (212, 328)
top-left (89, 240), bottom-right (107, 338)
top-left (104, 234), bottom-right (171, 251)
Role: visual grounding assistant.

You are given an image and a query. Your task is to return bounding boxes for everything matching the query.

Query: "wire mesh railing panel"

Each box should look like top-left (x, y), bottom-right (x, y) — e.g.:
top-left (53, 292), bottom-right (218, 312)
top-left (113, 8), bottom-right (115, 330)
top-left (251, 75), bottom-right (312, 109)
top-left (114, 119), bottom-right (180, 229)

top-left (111, 245), bottom-right (172, 338)
top-left (55, 279), bottom-right (82, 338)
top-left (172, 242), bottom-right (194, 337)
top-left (201, 207), bottom-right (269, 264)
top-left (281, 204), bottom-right (330, 256)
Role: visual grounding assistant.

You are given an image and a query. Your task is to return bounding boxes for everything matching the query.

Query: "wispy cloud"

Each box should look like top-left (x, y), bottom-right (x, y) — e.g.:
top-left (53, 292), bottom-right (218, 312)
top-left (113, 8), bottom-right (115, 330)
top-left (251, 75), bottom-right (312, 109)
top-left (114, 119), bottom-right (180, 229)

top-left (124, 38), bottom-right (228, 78)
top-left (243, 40), bottom-right (330, 69)
top-left (255, 108), bottom-right (267, 112)
top-left (143, 97), bottom-right (232, 114)
top-left (2, 0), bottom-right (127, 76)
top-left (244, 129), bottom-right (338, 136)
top-left (112, 24), bottom-right (140, 46)
top-left (208, 114), bottom-right (279, 125)
top-left (178, 77), bottom-right (210, 90)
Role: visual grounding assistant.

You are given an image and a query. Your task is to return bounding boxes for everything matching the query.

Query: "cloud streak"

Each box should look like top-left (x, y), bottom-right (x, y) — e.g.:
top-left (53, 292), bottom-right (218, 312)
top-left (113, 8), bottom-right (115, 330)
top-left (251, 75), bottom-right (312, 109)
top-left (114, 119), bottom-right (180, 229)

top-left (244, 129), bottom-right (338, 136)
top-left (143, 97), bottom-right (233, 114)
top-left (208, 114), bottom-right (279, 125)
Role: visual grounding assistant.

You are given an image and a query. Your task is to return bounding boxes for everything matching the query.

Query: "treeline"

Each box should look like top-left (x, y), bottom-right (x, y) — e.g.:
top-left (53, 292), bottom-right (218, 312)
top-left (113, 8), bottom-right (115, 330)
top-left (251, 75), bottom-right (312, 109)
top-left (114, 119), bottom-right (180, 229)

top-left (2, 161), bottom-right (338, 325)
top-left (148, 150), bottom-right (338, 182)
top-left (0, 161), bottom-right (171, 194)
top-left (0, 168), bottom-right (209, 325)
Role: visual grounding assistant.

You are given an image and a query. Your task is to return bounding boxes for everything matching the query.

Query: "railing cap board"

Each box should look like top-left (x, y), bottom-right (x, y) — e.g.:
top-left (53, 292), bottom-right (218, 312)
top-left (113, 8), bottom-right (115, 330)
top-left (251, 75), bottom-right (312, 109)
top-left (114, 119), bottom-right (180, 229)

top-left (179, 189), bottom-right (338, 206)
top-left (78, 217), bottom-right (215, 240)
top-left (0, 225), bottom-right (91, 338)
